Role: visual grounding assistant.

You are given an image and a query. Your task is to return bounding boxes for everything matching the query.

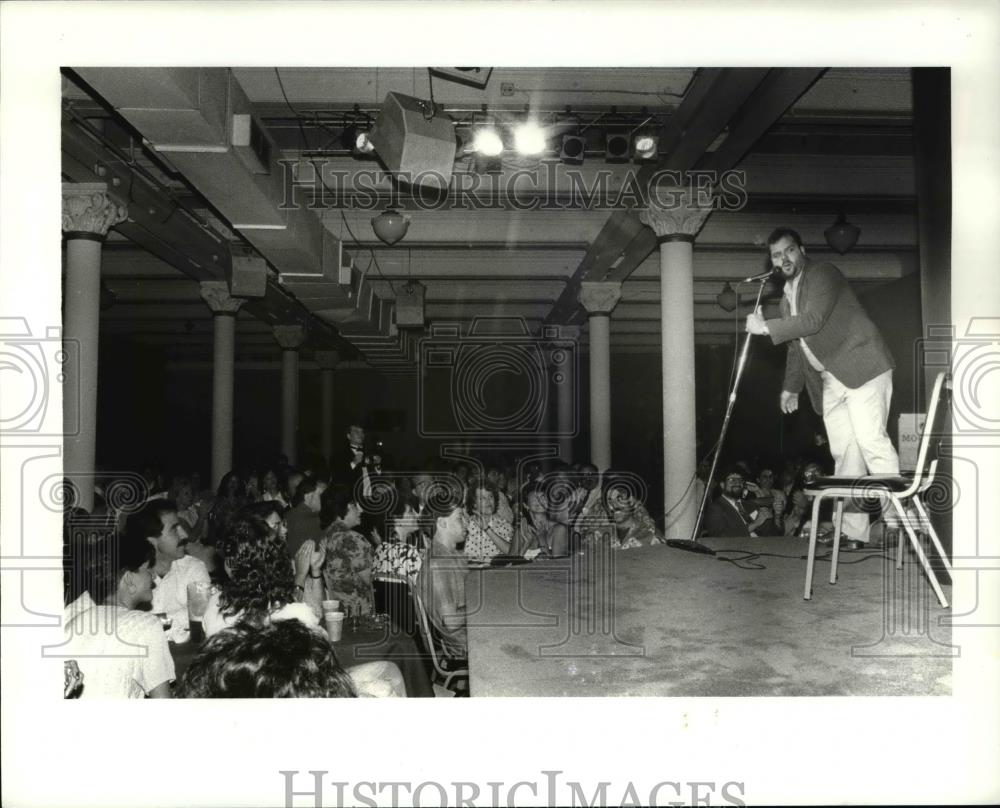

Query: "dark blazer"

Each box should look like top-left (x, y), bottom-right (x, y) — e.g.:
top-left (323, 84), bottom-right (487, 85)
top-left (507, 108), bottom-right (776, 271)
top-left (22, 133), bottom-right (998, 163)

top-left (768, 260), bottom-right (894, 414)
top-left (704, 496), bottom-right (751, 538)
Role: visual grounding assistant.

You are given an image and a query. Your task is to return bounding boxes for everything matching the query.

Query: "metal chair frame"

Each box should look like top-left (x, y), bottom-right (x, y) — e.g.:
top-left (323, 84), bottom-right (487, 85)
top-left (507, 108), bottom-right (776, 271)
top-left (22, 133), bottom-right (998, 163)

top-left (413, 590), bottom-right (469, 692)
top-left (803, 372), bottom-right (953, 607)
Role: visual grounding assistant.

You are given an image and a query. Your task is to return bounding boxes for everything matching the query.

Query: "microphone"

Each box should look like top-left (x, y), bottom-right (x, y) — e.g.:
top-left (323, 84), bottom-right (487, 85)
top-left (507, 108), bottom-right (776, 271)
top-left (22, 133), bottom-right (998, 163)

top-left (742, 268), bottom-right (777, 283)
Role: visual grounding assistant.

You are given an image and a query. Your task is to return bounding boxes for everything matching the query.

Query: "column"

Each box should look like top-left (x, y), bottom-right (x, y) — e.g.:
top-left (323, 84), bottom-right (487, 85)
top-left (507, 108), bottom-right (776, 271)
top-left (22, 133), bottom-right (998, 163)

top-left (577, 283), bottom-right (622, 471)
top-left (273, 325), bottom-right (307, 466)
top-left (62, 183), bottom-right (127, 513)
top-left (639, 192), bottom-right (713, 539)
top-left (552, 326), bottom-right (580, 463)
top-left (314, 350), bottom-right (340, 464)
top-left (200, 282), bottom-right (244, 490)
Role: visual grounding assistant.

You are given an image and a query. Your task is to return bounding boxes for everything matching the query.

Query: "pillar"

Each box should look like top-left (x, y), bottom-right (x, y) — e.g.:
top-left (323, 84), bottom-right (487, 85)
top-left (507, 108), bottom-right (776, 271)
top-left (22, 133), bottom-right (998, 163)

top-left (200, 282), bottom-right (244, 490)
top-left (61, 183), bottom-right (127, 512)
top-left (639, 192), bottom-right (713, 539)
top-left (578, 282), bottom-right (622, 471)
top-left (315, 351), bottom-right (340, 464)
top-left (552, 326), bottom-right (580, 463)
top-left (273, 325), bottom-right (306, 466)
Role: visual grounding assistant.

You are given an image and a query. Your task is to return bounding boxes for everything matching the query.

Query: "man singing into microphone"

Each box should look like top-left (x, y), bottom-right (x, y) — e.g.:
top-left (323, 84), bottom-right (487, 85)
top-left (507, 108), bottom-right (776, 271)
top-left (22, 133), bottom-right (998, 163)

top-left (745, 227), bottom-right (898, 549)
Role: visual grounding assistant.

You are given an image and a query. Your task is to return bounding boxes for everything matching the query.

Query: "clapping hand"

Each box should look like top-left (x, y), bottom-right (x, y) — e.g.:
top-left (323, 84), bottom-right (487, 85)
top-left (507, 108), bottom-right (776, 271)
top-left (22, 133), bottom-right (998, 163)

top-left (294, 539), bottom-right (326, 582)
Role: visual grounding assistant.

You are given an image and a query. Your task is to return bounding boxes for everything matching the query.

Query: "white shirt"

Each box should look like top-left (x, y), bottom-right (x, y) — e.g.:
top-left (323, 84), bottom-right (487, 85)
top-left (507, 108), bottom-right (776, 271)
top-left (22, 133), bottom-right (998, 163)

top-left (152, 554), bottom-right (210, 643)
top-left (785, 271), bottom-right (826, 373)
top-left (61, 593), bottom-right (175, 698)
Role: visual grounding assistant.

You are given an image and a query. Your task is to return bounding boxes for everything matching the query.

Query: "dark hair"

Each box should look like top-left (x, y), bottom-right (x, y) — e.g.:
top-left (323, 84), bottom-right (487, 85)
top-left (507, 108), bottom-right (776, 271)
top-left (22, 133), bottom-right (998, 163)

top-left (766, 227), bottom-right (803, 250)
top-left (65, 529), bottom-right (155, 606)
top-left (177, 620), bottom-right (357, 698)
top-left (216, 471), bottom-right (246, 500)
top-left (291, 476), bottom-right (322, 507)
top-left (241, 500), bottom-right (286, 523)
top-left (169, 475), bottom-right (193, 499)
top-left (465, 480), bottom-right (499, 515)
top-left (124, 499), bottom-right (178, 546)
top-left (216, 515), bottom-right (295, 621)
top-left (319, 484), bottom-right (355, 530)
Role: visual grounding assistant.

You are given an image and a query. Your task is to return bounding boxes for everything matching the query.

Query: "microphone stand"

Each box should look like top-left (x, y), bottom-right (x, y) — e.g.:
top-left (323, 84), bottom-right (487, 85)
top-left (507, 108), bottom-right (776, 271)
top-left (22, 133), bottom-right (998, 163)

top-left (670, 276), bottom-right (771, 554)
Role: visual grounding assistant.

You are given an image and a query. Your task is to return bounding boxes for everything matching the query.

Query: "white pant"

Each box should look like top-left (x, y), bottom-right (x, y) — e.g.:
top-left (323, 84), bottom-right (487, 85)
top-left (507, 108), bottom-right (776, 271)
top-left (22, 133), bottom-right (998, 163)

top-left (821, 369), bottom-right (900, 540)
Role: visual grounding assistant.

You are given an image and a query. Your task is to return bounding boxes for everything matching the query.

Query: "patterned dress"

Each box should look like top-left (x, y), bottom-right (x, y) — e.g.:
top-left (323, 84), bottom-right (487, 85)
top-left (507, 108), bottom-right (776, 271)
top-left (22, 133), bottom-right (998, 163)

top-left (463, 514), bottom-right (514, 560)
top-left (610, 501), bottom-right (664, 549)
top-left (320, 521), bottom-right (374, 615)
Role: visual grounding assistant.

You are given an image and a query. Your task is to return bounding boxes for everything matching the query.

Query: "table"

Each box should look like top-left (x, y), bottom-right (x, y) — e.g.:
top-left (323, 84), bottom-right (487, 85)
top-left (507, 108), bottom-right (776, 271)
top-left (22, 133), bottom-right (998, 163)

top-left (466, 538), bottom-right (953, 696)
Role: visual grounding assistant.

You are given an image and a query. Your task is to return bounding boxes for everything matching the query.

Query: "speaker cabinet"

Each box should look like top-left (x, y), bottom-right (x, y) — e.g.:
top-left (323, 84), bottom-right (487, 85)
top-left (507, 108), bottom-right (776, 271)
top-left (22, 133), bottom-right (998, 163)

top-left (371, 92), bottom-right (456, 189)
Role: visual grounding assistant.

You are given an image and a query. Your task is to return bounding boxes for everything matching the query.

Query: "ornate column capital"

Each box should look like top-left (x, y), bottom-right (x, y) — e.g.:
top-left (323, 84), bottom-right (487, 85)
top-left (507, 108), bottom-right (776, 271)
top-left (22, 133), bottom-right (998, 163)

top-left (578, 281), bottom-right (622, 316)
top-left (62, 183), bottom-right (127, 239)
top-left (639, 189), bottom-right (713, 242)
top-left (273, 324), bottom-right (307, 350)
top-left (314, 350), bottom-right (340, 370)
top-left (200, 281), bottom-right (244, 315)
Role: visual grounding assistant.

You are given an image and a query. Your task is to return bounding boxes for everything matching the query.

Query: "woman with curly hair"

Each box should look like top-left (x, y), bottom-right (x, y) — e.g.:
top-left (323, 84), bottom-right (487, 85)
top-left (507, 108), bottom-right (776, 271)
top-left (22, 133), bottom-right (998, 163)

top-left (318, 484), bottom-right (375, 616)
top-left (601, 471), bottom-right (664, 549)
top-left (463, 480), bottom-right (513, 561)
top-left (178, 619), bottom-right (357, 698)
top-left (203, 513), bottom-right (324, 637)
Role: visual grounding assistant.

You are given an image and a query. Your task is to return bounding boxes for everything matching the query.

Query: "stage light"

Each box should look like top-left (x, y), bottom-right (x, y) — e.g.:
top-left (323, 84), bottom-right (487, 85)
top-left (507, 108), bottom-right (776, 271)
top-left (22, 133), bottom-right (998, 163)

top-left (560, 134), bottom-right (586, 165)
top-left (513, 121), bottom-right (547, 155)
top-left (605, 132), bottom-right (630, 163)
top-left (473, 128), bottom-right (504, 156)
top-left (633, 131), bottom-right (659, 161)
top-left (341, 124), bottom-right (375, 155)
top-left (716, 281), bottom-right (738, 312)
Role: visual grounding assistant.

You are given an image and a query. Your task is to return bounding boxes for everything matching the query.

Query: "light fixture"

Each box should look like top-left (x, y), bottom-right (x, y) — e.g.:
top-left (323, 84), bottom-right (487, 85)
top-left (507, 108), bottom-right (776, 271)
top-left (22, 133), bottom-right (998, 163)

top-left (605, 132), bottom-right (630, 163)
top-left (560, 134), bottom-right (586, 165)
top-left (824, 212), bottom-right (860, 254)
top-left (633, 130), bottom-right (659, 161)
top-left (716, 282), bottom-right (738, 312)
top-left (371, 208), bottom-right (410, 246)
top-left (513, 121), bottom-right (547, 155)
top-left (473, 127), bottom-right (504, 156)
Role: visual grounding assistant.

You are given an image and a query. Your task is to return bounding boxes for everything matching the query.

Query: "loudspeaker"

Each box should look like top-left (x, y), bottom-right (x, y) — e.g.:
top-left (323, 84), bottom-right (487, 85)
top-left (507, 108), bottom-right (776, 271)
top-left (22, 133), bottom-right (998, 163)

top-left (394, 281), bottom-right (425, 328)
top-left (227, 245), bottom-right (267, 298)
top-left (371, 92), bottom-right (456, 189)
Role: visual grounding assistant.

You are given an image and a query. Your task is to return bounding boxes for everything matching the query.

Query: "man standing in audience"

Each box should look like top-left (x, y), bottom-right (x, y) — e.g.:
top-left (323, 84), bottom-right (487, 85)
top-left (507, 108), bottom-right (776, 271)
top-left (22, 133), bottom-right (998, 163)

top-left (333, 424), bottom-right (372, 498)
top-left (126, 499), bottom-right (209, 643)
top-left (417, 497), bottom-right (469, 659)
top-left (746, 227), bottom-right (899, 548)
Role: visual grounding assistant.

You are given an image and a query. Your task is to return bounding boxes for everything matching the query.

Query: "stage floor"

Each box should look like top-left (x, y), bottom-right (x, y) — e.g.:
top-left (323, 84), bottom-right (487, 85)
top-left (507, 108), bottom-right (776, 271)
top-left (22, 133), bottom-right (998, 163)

top-left (466, 537), bottom-right (954, 697)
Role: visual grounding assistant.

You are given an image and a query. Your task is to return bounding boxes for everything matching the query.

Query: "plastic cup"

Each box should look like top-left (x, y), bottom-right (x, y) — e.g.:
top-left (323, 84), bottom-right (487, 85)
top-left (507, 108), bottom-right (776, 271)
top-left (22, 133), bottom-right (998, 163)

top-left (324, 611), bottom-right (345, 642)
top-left (187, 581), bottom-right (212, 620)
top-left (322, 599), bottom-right (340, 613)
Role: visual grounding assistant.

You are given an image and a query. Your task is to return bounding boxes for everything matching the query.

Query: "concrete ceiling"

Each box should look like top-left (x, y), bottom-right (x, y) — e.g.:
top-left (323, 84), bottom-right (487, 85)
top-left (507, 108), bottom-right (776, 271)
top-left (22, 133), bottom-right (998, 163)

top-left (62, 67), bottom-right (919, 367)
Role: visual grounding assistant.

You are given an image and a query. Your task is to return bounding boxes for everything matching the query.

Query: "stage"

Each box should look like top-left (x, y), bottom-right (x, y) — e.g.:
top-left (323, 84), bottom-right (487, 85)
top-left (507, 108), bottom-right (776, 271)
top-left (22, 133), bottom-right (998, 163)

top-left (466, 537), bottom-right (954, 697)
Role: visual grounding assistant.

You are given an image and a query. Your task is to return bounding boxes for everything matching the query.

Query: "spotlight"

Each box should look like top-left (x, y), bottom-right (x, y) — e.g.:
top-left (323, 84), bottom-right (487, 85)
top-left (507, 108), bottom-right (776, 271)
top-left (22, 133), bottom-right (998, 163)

top-left (473, 128), bottom-right (504, 156)
top-left (605, 132), bottom-right (630, 163)
top-left (560, 134), bottom-right (586, 165)
top-left (341, 124), bottom-right (375, 156)
top-left (633, 131), bottom-right (659, 161)
top-left (513, 121), bottom-right (547, 155)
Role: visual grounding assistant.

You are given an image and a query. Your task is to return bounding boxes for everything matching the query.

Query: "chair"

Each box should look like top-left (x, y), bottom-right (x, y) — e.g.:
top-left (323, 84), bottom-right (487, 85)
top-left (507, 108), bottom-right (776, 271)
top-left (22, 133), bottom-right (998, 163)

top-left (803, 372), bottom-right (953, 607)
top-left (373, 572), bottom-right (416, 636)
top-left (413, 591), bottom-right (469, 693)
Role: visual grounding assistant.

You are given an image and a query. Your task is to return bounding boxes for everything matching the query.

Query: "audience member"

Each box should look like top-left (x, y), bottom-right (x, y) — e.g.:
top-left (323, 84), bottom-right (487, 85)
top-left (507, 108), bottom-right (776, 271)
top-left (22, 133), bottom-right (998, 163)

top-left (285, 476), bottom-right (327, 557)
top-left (602, 471), bottom-right (664, 547)
top-left (463, 481), bottom-right (513, 561)
top-left (126, 498), bottom-right (210, 643)
top-left (416, 495), bottom-right (469, 659)
top-left (703, 467), bottom-right (778, 538)
top-left (318, 484), bottom-right (375, 615)
top-left (62, 530), bottom-right (174, 698)
top-left (178, 620), bottom-right (356, 698)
